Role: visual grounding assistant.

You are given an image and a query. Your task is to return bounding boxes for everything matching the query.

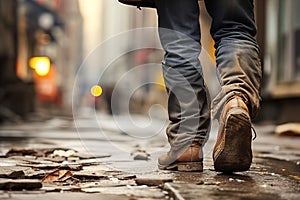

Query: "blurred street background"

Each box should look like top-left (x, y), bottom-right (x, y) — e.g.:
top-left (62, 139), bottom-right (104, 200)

top-left (0, 0), bottom-right (300, 199)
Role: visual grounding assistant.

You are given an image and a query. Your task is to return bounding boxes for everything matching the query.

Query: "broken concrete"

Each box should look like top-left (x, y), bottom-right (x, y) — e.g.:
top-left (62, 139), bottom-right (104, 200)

top-left (0, 167), bottom-right (26, 179)
top-left (42, 170), bottom-right (73, 183)
top-left (0, 179), bottom-right (42, 190)
top-left (135, 177), bottom-right (173, 187)
top-left (0, 116), bottom-right (299, 199)
top-left (131, 149), bottom-right (151, 161)
top-left (275, 123), bottom-right (300, 137)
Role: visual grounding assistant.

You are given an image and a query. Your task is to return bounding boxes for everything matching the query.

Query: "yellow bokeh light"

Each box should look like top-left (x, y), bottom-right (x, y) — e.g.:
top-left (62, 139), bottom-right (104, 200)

top-left (90, 85), bottom-right (103, 97)
top-left (29, 57), bottom-right (51, 76)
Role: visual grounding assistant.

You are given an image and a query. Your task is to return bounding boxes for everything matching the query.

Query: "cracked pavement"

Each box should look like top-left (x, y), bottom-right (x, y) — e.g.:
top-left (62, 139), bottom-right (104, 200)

top-left (0, 113), bottom-right (299, 199)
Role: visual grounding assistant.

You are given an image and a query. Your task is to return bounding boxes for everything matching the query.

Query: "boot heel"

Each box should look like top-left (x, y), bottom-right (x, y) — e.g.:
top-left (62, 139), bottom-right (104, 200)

top-left (177, 162), bottom-right (203, 172)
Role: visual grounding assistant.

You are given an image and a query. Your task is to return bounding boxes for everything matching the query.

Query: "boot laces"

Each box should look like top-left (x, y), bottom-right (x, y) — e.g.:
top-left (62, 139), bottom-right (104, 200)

top-left (251, 126), bottom-right (257, 140)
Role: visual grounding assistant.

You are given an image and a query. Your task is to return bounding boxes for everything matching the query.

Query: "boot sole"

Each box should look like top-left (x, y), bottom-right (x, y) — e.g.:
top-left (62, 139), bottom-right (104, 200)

top-left (158, 162), bottom-right (203, 172)
top-left (214, 108), bottom-right (252, 173)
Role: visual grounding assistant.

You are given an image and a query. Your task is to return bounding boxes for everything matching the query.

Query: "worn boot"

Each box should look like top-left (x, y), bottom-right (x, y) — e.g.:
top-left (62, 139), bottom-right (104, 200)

top-left (213, 96), bottom-right (252, 173)
top-left (158, 142), bottom-right (203, 172)
top-left (118, 0), bottom-right (155, 8)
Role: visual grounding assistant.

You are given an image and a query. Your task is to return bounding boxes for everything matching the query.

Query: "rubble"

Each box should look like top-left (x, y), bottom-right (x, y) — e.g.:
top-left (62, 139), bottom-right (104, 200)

top-left (135, 177), bottom-right (173, 187)
top-left (275, 123), bottom-right (300, 137)
top-left (41, 184), bottom-right (81, 192)
top-left (6, 149), bottom-right (37, 157)
top-left (73, 171), bottom-right (109, 181)
top-left (2, 170), bottom-right (25, 179)
top-left (60, 164), bottom-right (82, 171)
top-left (1, 117), bottom-right (300, 199)
top-left (0, 167), bottom-right (26, 179)
top-left (42, 170), bottom-right (73, 183)
top-left (0, 179), bottom-right (42, 190)
top-left (5, 148), bottom-right (76, 157)
top-left (17, 163), bottom-right (61, 169)
top-left (51, 150), bottom-right (77, 158)
top-left (131, 149), bottom-right (150, 161)
top-left (228, 178), bottom-right (245, 183)
top-left (115, 174), bottom-right (136, 180)
top-left (74, 153), bottom-right (111, 160)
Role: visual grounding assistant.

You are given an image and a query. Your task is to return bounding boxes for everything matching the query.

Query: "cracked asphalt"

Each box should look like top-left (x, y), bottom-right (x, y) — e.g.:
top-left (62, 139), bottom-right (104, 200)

top-left (0, 113), bottom-right (299, 200)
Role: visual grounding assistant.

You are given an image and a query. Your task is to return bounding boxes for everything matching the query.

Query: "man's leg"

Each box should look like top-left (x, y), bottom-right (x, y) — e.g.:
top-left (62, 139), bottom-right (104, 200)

top-left (204, 0), bottom-right (262, 172)
top-left (155, 0), bottom-right (211, 171)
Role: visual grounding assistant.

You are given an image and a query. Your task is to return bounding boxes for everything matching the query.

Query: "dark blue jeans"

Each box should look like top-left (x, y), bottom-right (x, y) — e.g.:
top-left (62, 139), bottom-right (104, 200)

top-left (155, 0), bottom-right (262, 151)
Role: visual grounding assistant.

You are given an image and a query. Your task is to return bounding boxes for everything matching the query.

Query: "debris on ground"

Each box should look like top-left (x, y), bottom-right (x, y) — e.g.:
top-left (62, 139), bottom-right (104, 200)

top-left (42, 170), bottom-right (73, 183)
top-left (275, 123), bottom-right (300, 136)
top-left (228, 178), bottom-right (245, 183)
top-left (5, 148), bottom-right (75, 157)
top-left (135, 177), bottom-right (173, 187)
top-left (51, 150), bottom-right (77, 158)
top-left (73, 171), bottom-right (109, 181)
top-left (0, 147), bottom-right (114, 192)
top-left (1, 120), bottom-right (300, 199)
top-left (115, 174), bottom-right (136, 180)
top-left (130, 149), bottom-right (150, 161)
top-left (0, 167), bottom-right (26, 179)
top-left (0, 179), bottom-right (42, 190)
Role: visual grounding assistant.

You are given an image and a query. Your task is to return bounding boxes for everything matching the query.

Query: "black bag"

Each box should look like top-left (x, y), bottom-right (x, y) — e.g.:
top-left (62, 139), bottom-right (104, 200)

top-left (118, 0), bottom-right (155, 8)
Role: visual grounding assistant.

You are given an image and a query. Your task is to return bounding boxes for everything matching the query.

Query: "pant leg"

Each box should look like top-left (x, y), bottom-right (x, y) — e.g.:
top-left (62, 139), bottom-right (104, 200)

top-left (204, 0), bottom-right (262, 119)
top-left (155, 0), bottom-right (211, 151)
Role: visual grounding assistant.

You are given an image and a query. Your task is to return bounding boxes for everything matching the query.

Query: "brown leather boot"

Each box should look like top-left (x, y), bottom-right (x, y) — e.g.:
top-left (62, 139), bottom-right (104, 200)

top-left (158, 142), bottom-right (203, 172)
top-left (118, 0), bottom-right (155, 8)
top-left (213, 96), bottom-right (252, 173)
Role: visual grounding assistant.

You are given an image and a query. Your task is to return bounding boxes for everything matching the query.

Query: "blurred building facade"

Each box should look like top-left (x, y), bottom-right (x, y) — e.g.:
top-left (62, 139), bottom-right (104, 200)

top-left (255, 0), bottom-right (300, 123)
top-left (0, 0), bottom-right (35, 121)
top-left (77, 1), bottom-right (164, 115)
top-left (0, 0), bottom-right (82, 121)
